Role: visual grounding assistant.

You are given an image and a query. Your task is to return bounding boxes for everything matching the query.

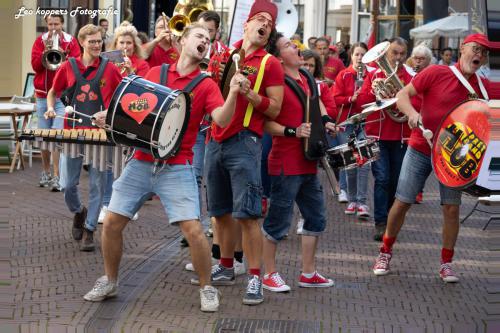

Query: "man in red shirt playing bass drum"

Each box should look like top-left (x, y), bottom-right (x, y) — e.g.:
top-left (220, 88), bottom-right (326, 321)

top-left (204, 0), bottom-right (284, 306)
top-left (261, 33), bottom-right (336, 293)
top-left (31, 14), bottom-right (80, 191)
top-left (372, 33), bottom-right (492, 283)
top-left (84, 23), bottom-right (243, 312)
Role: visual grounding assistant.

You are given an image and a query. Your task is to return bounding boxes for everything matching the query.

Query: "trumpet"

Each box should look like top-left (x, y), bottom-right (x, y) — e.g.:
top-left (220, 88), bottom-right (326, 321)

top-left (169, 0), bottom-right (214, 36)
top-left (42, 30), bottom-right (66, 71)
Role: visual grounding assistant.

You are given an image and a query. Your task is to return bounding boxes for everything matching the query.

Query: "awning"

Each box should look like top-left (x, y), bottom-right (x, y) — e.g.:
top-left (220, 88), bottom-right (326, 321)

top-left (410, 13), bottom-right (469, 39)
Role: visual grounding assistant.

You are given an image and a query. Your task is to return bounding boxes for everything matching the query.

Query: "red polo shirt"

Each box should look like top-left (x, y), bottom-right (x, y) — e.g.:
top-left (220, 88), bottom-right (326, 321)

top-left (133, 63), bottom-right (224, 164)
top-left (52, 56), bottom-right (123, 109)
top-left (357, 65), bottom-right (414, 141)
top-left (318, 81), bottom-right (337, 119)
top-left (146, 44), bottom-right (179, 68)
top-left (268, 73), bottom-right (317, 176)
top-left (410, 63), bottom-right (491, 156)
top-left (211, 40), bottom-right (284, 142)
top-left (125, 54), bottom-right (150, 77)
top-left (323, 56), bottom-right (345, 81)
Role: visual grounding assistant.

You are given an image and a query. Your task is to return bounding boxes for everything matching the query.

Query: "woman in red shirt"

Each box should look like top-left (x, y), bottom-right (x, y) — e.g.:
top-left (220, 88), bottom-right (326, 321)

top-left (109, 22), bottom-right (150, 77)
top-left (332, 42), bottom-right (374, 219)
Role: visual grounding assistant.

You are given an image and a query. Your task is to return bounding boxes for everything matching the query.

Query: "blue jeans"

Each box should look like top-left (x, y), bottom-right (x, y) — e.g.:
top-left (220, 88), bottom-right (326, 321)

top-left (261, 133), bottom-right (272, 198)
top-left (102, 170), bottom-right (114, 207)
top-left (327, 133), bottom-right (345, 191)
top-left (60, 154), bottom-right (107, 231)
top-left (206, 131), bottom-right (263, 219)
top-left (262, 173), bottom-right (326, 242)
top-left (336, 125), bottom-right (370, 204)
top-left (108, 159), bottom-right (200, 223)
top-left (192, 129), bottom-right (207, 211)
top-left (371, 140), bottom-right (407, 226)
top-left (36, 98), bottom-right (65, 129)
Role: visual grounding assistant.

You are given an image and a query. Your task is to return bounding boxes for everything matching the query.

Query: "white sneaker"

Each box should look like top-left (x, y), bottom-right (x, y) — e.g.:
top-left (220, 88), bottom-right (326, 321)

top-left (200, 285), bottom-right (219, 312)
top-left (338, 190), bottom-right (348, 203)
top-left (131, 212), bottom-right (139, 221)
top-left (296, 218), bottom-right (304, 235)
top-left (234, 260), bottom-right (246, 276)
top-left (98, 206), bottom-right (107, 224)
top-left (185, 257), bottom-right (218, 272)
top-left (83, 276), bottom-right (118, 301)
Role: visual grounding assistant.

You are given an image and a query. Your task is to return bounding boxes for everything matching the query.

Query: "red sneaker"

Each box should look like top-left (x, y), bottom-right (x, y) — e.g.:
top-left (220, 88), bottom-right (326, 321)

top-left (298, 272), bottom-right (334, 288)
top-left (373, 252), bottom-right (392, 276)
top-left (344, 202), bottom-right (357, 215)
top-left (415, 192), bottom-right (423, 204)
top-left (440, 263), bottom-right (459, 283)
top-left (263, 272), bottom-right (291, 292)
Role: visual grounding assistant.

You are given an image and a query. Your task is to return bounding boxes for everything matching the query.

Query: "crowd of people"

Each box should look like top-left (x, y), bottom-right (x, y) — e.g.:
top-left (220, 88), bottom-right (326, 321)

top-left (31, 0), bottom-right (495, 313)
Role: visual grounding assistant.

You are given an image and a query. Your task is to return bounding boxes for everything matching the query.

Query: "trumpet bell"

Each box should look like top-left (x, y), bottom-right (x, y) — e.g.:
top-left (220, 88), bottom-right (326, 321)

top-left (174, 0), bottom-right (214, 22)
top-left (42, 49), bottom-right (66, 71)
top-left (169, 14), bottom-right (191, 37)
top-left (362, 41), bottom-right (390, 64)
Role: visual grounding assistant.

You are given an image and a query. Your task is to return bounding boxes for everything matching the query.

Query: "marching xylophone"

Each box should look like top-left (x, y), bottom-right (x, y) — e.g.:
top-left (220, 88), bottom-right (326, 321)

top-left (19, 129), bottom-right (129, 177)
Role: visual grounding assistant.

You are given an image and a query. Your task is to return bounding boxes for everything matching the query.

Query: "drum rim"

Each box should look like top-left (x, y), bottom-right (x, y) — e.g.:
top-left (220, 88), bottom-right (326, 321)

top-left (107, 76), bottom-right (136, 145)
top-left (431, 98), bottom-right (490, 190)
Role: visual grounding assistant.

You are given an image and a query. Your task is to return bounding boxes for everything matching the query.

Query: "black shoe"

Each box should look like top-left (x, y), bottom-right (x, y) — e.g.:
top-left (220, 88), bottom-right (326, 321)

top-left (373, 225), bottom-right (386, 242)
top-left (72, 207), bottom-right (87, 240)
top-left (180, 237), bottom-right (189, 247)
top-left (80, 228), bottom-right (95, 252)
top-left (83, 164), bottom-right (90, 172)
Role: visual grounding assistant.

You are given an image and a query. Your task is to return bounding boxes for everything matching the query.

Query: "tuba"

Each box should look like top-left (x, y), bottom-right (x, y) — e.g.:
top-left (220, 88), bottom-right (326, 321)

top-left (361, 41), bottom-right (407, 123)
top-left (42, 30), bottom-right (66, 71)
top-left (169, 0), bottom-right (214, 36)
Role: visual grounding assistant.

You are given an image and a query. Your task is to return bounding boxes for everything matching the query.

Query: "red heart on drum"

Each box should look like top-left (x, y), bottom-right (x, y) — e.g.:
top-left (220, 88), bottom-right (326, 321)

top-left (88, 91), bottom-right (98, 101)
top-left (120, 92), bottom-right (158, 124)
top-left (76, 93), bottom-right (86, 102)
top-left (81, 84), bottom-right (90, 93)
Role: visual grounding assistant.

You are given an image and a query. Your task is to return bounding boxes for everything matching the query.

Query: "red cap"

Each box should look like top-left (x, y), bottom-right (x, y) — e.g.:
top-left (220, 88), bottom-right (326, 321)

top-left (246, 0), bottom-right (278, 27)
top-left (329, 45), bottom-right (338, 53)
top-left (462, 33), bottom-right (490, 50)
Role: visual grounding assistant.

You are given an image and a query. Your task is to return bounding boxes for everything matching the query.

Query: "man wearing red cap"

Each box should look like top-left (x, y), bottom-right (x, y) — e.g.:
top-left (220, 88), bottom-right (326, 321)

top-left (372, 33), bottom-right (492, 283)
top-left (204, 0), bottom-right (284, 305)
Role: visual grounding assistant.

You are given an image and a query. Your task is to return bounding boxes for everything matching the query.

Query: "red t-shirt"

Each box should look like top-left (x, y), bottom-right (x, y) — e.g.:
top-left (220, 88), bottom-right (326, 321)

top-left (357, 65), bottom-right (414, 141)
top-left (31, 32), bottom-right (81, 98)
top-left (323, 56), bottom-right (345, 81)
top-left (133, 63), bottom-right (224, 164)
top-left (146, 44), bottom-right (179, 68)
top-left (52, 56), bottom-right (123, 109)
top-left (268, 73), bottom-right (317, 176)
top-left (318, 81), bottom-right (337, 119)
top-left (211, 40), bottom-right (284, 142)
top-left (410, 63), bottom-right (491, 156)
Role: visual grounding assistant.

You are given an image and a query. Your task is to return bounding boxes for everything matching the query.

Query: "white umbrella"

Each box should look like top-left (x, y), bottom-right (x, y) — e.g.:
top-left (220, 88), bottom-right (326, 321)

top-left (410, 13), bottom-right (469, 39)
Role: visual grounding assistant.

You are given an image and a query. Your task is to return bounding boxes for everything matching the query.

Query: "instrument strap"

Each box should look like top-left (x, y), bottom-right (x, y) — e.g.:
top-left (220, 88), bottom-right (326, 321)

top-left (449, 66), bottom-right (489, 101)
top-left (68, 58), bottom-right (99, 80)
top-left (159, 63), bottom-right (209, 93)
top-left (159, 64), bottom-right (170, 86)
top-left (243, 53), bottom-right (272, 127)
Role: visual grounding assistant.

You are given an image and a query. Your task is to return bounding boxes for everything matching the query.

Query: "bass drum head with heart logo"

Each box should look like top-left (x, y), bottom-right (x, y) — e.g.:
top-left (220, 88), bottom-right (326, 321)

top-left (156, 92), bottom-right (189, 159)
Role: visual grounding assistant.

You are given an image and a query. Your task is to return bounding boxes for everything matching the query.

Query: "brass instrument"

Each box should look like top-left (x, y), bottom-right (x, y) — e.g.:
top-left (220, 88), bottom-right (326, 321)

top-left (169, 0), bottom-right (214, 36)
top-left (42, 30), bottom-right (66, 71)
top-left (199, 42), bottom-right (211, 71)
top-left (361, 41), bottom-right (407, 123)
top-left (355, 63), bottom-right (364, 88)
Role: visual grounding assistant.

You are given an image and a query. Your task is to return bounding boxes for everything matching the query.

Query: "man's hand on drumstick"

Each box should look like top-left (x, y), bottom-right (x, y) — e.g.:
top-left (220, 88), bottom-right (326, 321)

top-left (92, 110), bottom-right (108, 128)
top-left (407, 111), bottom-right (420, 129)
top-left (296, 123), bottom-right (311, 138)
top-left (229, 73), bottom-right (250, 95)
top-left (324, 121), bottom-right (337, 135)
top-left (44, 107), bottom-right (56, 119)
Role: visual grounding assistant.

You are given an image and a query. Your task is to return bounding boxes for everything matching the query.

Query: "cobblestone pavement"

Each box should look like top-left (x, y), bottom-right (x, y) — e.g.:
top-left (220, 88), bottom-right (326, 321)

top-left (2, 160), bottom-right (499, 332)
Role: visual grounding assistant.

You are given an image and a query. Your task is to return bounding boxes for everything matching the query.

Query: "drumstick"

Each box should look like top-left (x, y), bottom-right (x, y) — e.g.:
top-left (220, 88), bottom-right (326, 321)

top-left (417, 118), bottom-right (433, 147)
top-left (55, 115), bottom-right (82, 123)
top-left (65, 106), bottom-right (95, 120)
top-left (232, 54), bottom-right (240, 72)
top-left (304, 95), bottom-right (310, 153)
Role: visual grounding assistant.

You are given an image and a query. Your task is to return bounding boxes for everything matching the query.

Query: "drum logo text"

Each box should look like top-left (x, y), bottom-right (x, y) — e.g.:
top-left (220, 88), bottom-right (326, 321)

top-left (438, 122), bottom-right (486, 180)
top-left (120, 92), bottom-right (158, 124)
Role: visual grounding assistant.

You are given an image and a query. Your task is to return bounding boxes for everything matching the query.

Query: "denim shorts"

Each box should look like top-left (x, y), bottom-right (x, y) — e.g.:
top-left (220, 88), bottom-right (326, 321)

top-left (206, 130), bottom-right (263, 219)
top-left (108, 159), bottom-right (200, 223)
top-left (262, 174), bottom-right (327, 243)
top-left (36, 98), bottom-right (65, 129)
top-left (396, 147), bottom-right (462, 205)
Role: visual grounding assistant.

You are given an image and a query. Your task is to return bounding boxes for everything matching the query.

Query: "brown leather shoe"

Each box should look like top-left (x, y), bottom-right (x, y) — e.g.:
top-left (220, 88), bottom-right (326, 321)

top-left (80, 228), bottom-right (95, 252)
top-left (72, 207), bottom-right (87, 240)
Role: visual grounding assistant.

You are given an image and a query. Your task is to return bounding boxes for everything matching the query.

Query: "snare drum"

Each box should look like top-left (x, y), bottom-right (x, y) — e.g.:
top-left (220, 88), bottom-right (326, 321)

top-left (106, 75), bottom-right (190, 160)
top-left (327, 139), bottom-right (380, 170)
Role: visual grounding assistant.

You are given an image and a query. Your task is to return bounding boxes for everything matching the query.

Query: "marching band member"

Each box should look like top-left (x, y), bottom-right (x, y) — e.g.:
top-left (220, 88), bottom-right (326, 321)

top-left (333, 42), bottom-right (374, 219)
top-left (314, 37), bottom-right (345, 84)
top-left (261, 33), bottom-right (335, 292)
top-left (142, 16), bottom-right (180, 68)
top-left (109, 21), bottom-right (150, 77)
top-left (372, 33), bottom-right (492, 282)
top-left (84, 23), bottom-right (242, 312)
top-left (357, 37), bottom-right (413, 241)
top-left (31, 14), bottom-right (80, 191)
top-left (45, 24), bottom-right (123, 252)
top-left (204, 0), bottom-right (284, 305)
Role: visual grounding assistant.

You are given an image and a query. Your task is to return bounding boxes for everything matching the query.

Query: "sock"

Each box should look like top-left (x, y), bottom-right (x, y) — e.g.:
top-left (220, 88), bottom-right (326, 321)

top-left (234, 251), bottom-right (244, 263)
top-left (441, 248), bottom-right (454, 264)
top-left (220, 257), bottom-right (234, 268)
top-left (211, 244), bottom-right (221, 260)
top-left (380, 235), bottom-right (396, 254)
top-left (302, 271), bottom-right (316, 278)
top-left (249, 268), bottom-right (260, 276)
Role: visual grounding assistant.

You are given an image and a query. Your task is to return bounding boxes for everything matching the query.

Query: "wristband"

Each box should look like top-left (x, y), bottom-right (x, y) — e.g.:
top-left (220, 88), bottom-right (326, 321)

top-left (284, 127), bottom-right (296, 137)
top-left (322, 115), bottom-right (334, 126)
top-left (255, 96), bottom-right (270, 113)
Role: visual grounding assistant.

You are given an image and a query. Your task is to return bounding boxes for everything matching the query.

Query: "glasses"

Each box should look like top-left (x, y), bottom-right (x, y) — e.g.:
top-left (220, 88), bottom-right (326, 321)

top-left (87, 40), bottom-right (103, 45)
top-left (469, 45), bottom-right (489, 56)
top-left (413, 56), bottom-right (427, 61)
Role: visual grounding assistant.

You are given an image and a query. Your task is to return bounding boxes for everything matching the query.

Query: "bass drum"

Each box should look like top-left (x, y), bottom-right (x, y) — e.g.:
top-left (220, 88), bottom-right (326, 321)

top-left (432, 99), bottom-right (499, 196)
top-left (106, 75), bottom-right (190, 160)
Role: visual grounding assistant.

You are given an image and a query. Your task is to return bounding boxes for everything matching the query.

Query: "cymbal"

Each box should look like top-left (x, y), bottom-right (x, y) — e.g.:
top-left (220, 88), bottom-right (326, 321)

top-left (337, 98), bottom-right (398, 126)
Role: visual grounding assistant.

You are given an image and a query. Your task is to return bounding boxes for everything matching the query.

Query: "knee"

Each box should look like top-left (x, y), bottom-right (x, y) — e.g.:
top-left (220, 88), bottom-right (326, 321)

top-left (442, 205), bottom-right (459, 218)
top-left (102, 213), bottom-right (127, 235)
top-left (181, 221), bottom-right (205, 243)
top-left (391, 199), bottom-right (411, 214)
